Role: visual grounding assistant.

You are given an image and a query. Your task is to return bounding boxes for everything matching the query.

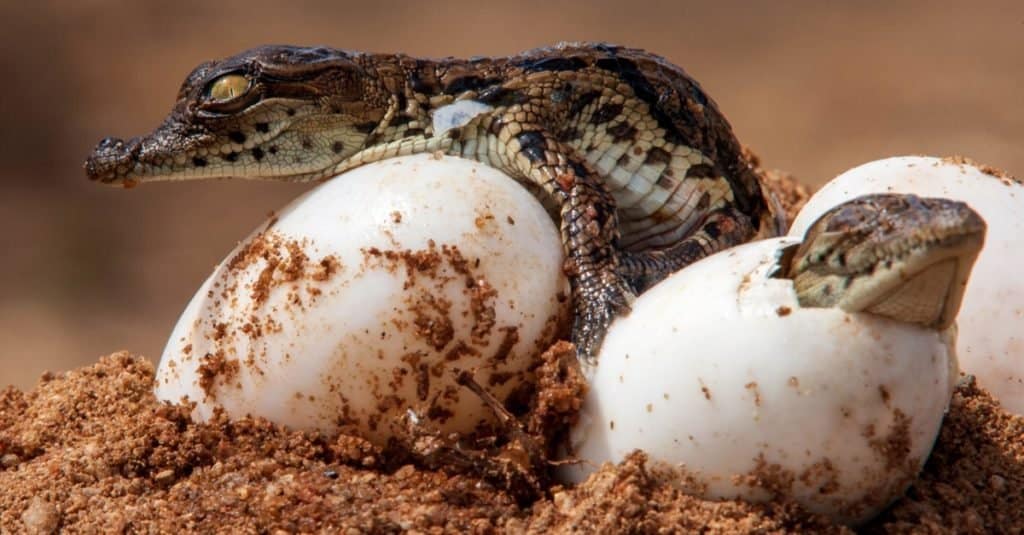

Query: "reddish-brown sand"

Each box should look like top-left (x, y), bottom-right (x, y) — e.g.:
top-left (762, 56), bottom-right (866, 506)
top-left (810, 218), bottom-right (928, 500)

top-left (2, 172), bottom-right (1022, 533)
top-left (2, 352), bottom-right (1022, 533)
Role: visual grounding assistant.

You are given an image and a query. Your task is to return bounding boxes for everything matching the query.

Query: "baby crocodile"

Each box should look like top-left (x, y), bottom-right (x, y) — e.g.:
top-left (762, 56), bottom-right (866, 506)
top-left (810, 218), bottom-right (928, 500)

top-left (84, 42), bottom-right (773, 363)
top-left (785, 193), bottom-right (986, 329)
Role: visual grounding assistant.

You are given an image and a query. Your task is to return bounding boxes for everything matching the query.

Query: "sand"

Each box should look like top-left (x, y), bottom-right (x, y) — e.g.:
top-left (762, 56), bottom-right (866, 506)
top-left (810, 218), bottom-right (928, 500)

top-left (2, 351), bottom-right (1022, 533)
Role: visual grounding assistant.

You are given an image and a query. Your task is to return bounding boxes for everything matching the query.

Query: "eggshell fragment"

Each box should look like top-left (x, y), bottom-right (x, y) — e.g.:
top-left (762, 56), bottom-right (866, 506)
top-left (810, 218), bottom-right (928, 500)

top-left (561, 237), bottom-right (954, 525)
top-left (155, 154), bottom-right (569, 445)
top-left (790, 156), bottom-right (1024, 414)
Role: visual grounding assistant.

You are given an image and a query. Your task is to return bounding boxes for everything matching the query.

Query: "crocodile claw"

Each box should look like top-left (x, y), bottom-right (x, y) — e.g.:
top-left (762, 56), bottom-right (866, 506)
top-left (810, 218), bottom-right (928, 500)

top-left (571, 268), bottom-right (636, 366)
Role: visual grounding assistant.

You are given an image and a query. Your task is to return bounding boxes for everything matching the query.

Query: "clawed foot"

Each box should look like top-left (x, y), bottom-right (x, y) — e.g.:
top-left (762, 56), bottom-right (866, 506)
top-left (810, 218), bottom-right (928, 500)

top-left (571, 267), bottom-right (635, 366)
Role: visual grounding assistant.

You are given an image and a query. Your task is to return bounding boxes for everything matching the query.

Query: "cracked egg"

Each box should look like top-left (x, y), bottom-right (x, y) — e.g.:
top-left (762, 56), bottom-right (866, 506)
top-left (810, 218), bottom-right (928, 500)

top-left (559, 236), bottom-right (956, 525)
top-left (790, 156), bottom-right (1024, 415)
top-left (154, 153), bottom-right (570, 445)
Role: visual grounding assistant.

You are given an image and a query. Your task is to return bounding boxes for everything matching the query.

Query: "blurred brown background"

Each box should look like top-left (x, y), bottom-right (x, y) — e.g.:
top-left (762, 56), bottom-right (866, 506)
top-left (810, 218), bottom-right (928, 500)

top-left (1, 1), bottom-right (1021, 389)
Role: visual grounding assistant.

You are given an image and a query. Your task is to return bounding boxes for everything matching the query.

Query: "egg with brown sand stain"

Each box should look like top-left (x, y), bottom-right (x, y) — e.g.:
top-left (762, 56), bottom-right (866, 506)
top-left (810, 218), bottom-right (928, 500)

top-left (154, 154), bottom-right (570, 445)
top-left (790, 156), bottom-right (1024, 416)
top-left (560, 234), bottom-right (957, 526)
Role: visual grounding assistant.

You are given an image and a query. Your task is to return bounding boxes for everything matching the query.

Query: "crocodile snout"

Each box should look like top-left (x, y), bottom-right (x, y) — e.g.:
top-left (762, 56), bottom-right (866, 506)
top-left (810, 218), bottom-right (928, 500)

top-left (85, 136), bottom-right (141, 184)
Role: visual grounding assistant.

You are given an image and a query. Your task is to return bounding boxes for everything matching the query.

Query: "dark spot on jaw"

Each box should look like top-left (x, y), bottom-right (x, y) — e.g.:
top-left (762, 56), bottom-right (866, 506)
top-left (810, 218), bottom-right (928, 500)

top-left (301, 138), bottom-right (313, 150)
top-left (570, 160), bottom-right (590, 179)
top-left (617, 153), bottom-right (632, 167)
top-left (404, 128), bottom-right (425, 137)
top-left (608, 122), bottom-right (638, 143)
top-left (268, 146), bottom-right (279, 154)
top-left (696, 192), bottom-right (711, 211)
top-left (644, 147), bottom-right (672, 166)
top-left (656, 174), bottom-right (674, 188)
top-left (517, 131), bottom-right (548, 164)
top-left (686, 163), bottom-right (717, 179)
top-left (255, 122), bottom-right (270, 134)
top-left (331, 141), bottom-right (344, 154)
top-left (223, 152), bottom-right (239, 162)
top-left (568, 90), bottom-right (601, 118)
top-left (591, 103), bottom-right (623, 124)
top-left (703, 221), bottom-right (721, 240)
top-left (252, 148), bottom-right (265, 161)
top-left (192, 157), bottom-right (207, 167)
top-left (228, 131), bottom-right (246, 144)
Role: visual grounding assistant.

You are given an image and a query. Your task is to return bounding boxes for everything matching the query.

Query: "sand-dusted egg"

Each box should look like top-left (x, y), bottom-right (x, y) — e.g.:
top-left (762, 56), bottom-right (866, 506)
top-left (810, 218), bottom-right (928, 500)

top-left (790, 156), bottom-right (1024, 414)
top-left (154, 154), bottom-right (570, 445)
top-left (560, 236), bottom-right (956, 525)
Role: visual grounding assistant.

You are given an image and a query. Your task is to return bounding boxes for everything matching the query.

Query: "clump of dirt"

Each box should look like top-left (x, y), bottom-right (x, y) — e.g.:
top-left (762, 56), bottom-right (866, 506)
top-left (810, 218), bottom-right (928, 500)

top-left (941, 155), bottom-right (1020, 186)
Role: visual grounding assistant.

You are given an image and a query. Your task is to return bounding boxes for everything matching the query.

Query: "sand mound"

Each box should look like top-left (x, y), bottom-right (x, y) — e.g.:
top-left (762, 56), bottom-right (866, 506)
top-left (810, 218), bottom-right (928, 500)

top-left (1, 351), bottom-right (1022, 533)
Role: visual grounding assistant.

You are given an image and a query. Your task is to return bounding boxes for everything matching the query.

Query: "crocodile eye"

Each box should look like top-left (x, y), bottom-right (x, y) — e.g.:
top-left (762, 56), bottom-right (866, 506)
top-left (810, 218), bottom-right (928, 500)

top-left (207, 74), bottom-right (250, 101)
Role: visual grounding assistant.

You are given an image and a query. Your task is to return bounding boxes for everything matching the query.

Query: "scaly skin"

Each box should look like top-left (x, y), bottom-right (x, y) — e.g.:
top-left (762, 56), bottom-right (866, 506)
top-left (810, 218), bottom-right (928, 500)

top-left (786, 193), bottom-right (986, 329)
top-left (84, 42), bottom-right (773, 364)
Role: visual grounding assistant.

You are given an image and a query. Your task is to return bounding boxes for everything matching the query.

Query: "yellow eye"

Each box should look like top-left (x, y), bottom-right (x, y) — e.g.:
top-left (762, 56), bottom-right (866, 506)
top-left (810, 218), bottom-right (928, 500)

top-left (207, 74), bottom-right (250, 101)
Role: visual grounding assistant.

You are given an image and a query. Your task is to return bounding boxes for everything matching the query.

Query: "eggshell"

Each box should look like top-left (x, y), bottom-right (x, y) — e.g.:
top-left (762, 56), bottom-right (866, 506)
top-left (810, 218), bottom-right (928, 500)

top-left (154, 154), bottom-right (570, 445)
top-left (561, 237), bottom-right (954, 525)
top-left (790, 156), bottom-right (1024, 414)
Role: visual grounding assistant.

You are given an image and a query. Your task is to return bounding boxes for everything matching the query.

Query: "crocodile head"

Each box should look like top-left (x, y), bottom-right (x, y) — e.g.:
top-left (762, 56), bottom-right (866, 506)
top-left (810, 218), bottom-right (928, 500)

top-left (84, 45), bottom-right (386, 187)
top-left (785, 193), bottom-right (986, 329)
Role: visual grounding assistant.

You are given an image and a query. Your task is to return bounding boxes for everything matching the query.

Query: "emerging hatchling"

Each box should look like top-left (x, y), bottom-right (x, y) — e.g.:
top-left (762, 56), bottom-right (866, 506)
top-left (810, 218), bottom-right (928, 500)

top-left (785, 193), bottom-right (986, 330)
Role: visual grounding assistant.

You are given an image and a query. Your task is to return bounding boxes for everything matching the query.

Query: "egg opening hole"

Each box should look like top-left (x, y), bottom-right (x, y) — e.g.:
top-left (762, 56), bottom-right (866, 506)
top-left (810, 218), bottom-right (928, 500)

top-left (769, 242), bottom-right (800, 281)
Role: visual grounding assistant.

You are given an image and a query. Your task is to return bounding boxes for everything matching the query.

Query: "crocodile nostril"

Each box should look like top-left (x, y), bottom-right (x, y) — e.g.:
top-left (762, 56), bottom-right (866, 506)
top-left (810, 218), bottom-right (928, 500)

top-left (96, 137), bottom-right (125, 152)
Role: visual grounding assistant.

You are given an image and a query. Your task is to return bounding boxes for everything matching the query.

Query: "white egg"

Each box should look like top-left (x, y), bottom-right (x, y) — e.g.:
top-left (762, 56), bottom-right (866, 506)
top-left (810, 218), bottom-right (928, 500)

top-left (790, 156), bottom-right (1024, 414)
top-left (560, 237), bottom-right (955, 525)
top-left (154, 154), bottom-right (570, 445)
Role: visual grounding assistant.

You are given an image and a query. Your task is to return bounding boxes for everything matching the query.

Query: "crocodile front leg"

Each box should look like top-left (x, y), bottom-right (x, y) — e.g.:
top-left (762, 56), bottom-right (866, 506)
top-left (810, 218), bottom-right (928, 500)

top-left (449, 112), bottom-right (636, 365)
